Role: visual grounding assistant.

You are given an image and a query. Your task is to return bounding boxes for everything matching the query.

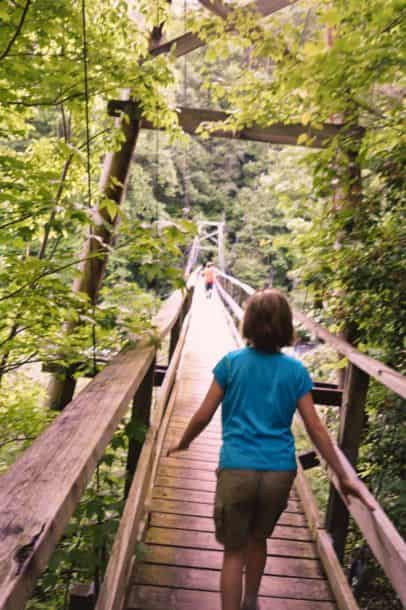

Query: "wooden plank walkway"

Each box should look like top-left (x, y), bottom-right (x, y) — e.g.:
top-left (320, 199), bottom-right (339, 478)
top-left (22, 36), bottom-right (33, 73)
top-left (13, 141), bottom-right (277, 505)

top-left (126, 284), bottom-right (336, 610)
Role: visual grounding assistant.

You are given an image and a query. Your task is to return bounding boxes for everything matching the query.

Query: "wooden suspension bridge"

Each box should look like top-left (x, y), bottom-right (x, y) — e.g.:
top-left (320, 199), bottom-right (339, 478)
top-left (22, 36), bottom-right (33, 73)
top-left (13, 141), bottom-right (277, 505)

top-left (1, 1), bottom-right (405, 609)
top-left (0, 235), bottom-right (405, 610)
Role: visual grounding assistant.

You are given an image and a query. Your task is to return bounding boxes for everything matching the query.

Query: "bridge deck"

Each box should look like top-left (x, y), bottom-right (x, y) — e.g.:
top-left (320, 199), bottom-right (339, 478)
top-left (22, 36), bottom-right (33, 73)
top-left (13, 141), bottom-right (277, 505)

top-left (126, 285), bottom-right (336, 610)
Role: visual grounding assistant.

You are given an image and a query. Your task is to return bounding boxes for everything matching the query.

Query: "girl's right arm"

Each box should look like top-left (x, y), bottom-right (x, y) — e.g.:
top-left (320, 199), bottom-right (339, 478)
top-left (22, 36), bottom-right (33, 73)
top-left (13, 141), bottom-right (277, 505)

top-left (297, 392), bottom-right (375, 510)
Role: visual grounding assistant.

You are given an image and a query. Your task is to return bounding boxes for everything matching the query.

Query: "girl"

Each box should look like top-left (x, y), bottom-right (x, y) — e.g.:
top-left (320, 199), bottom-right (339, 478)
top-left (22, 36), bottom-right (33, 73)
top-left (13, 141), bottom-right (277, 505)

top-left (168, 288), bottom-right (374, 610)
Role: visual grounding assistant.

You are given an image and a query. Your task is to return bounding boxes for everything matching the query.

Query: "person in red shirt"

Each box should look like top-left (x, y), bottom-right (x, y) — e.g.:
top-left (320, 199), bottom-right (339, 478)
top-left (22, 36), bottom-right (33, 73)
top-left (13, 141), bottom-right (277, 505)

top-left (203, 262), bottom-right (216, 298)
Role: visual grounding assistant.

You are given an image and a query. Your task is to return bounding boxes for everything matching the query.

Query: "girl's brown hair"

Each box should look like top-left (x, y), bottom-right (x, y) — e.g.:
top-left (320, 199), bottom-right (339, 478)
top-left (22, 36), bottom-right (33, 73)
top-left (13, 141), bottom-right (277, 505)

top-left (242, 289), bottom-right (294, 353)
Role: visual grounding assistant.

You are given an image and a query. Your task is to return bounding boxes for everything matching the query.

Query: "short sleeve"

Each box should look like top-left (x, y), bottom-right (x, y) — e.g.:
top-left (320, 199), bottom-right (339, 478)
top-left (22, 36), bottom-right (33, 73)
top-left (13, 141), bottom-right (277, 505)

top-left (296, 364), bottom-right (313, 400)
top-left (213, 355), bottom-right (229, 390)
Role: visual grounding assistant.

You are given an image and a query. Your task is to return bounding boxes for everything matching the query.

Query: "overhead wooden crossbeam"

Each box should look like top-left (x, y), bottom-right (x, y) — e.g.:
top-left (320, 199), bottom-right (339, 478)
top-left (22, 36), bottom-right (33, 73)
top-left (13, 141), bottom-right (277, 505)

top-left (198, 0), bottom-right (296, 19)
top-left (150, 0), bottom-right (298, 59)
top-left (141, 106), bottom-right (341, 148)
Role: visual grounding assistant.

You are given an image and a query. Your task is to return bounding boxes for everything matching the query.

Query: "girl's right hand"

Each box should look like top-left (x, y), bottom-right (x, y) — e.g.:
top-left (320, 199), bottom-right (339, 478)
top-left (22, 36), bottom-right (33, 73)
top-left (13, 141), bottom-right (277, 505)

top-left (338, 476), bottom-right (376, 511)
top-left (166, 443), bottom-right (180, 457)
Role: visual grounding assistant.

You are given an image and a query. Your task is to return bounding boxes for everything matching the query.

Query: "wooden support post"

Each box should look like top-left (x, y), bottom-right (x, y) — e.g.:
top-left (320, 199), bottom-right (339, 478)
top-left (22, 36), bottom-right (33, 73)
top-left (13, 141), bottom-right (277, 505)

top-left (218, 222), bottom-right (226, 271)
top-left (46, 101), bottom-right (142, 410)
top-left (325, 363), bottom-right (369, 560)
top-left (169, 315), bottom-right (182, 362)
top-left (124, 359), bottom-right (155, 498)
top-left (183, 285), bottom-right (194, 318)
top-left (169, 287), bottom-right (193, 362)
top-left (46, 18), bottom-right (170, 411)
top-left (69, 583), bottom-right (95, 610)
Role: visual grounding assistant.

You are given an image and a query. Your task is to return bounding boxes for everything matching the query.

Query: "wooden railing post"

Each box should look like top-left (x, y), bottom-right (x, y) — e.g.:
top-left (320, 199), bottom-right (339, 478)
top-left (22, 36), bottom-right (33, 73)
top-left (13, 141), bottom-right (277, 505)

top-left (69, 584), bottom-right (95, 610)
top-left (124, 358), bottom-right (155, 498)
top-left (168, 316), bottom-right (182, 362)
top-left (325, 363), bottom-right (370, 560)
top-left (169, 287), bottom-right (193, 362)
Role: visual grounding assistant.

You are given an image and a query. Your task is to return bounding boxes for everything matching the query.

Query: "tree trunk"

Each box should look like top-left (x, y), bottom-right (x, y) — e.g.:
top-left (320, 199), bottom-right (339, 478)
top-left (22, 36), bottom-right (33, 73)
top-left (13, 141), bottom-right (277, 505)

top-left (46, 14), bottom-right (172, 409)
top-left (46, 99), bottom-right (141, 410)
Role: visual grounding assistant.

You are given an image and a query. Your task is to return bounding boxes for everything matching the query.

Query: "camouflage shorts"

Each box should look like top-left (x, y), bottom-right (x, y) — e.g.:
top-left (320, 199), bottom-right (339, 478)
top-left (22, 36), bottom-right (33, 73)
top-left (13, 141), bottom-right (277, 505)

top-left (214, 468), bottom-right (296, 550)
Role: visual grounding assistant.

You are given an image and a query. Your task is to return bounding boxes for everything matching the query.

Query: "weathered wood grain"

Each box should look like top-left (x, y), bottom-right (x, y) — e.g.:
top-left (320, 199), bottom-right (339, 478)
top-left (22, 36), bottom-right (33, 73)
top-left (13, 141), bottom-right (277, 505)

top-left (127, 286), bottom-right (340, 610)
top-left (326, 450), bottom-right (406, 606)
top-left (128, 586), bottom-right (336, 610)
top-left (0, 290), bottom-right (187, 610)
top-left (325, 363), bottom-right (369, 559)
top-left (292, 307), bottom-right (406, 399)
top-left (216, 270), bottom-right (406, 399)
top-left (152, 486), bottom-right (302, 513)
top-left (141, 543), bottom-right (324, 579)
top-left (295, 465), bottom-right (359, 610)
top-left (150, 498), bottom-right (306, 526)
top-left (142, 107), bottom-right (340, 149)
top-left (150, 0), bottom-right (300, 59)
top-left (145, 527), bottom-right (318, 559)
top-left (157, 465), bottom-right (217, 482)
top-left (150, 512), bottom-right (312, 542)
top-left (95, 306), bottom-right (193, 610)
top-left (135, 563), bottom-right (333, 600)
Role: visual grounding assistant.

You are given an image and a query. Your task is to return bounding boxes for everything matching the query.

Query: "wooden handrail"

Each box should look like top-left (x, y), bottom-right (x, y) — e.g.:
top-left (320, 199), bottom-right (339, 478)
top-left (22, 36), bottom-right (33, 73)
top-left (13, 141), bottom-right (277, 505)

top-left (0, 287), bottom-right (192, 610)
top-left (294, 465), bottom-right (360, 610)
top-left (216, 270), bottom-right (406, 399)
top-left (95, 307), bottom-right (193, 610)
top-left (326, 446), bottom-right (406, 605)
top-left (216, 269), bottom-right (254, 297)
top-left (216, 272), bottom-right (406, 606)
top-left (291, 307), bottom-right (406, 399)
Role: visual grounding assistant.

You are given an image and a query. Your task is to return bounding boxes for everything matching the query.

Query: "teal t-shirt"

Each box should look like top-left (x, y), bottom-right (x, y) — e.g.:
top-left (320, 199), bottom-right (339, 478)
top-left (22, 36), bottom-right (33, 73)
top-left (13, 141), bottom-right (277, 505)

top-left (213, 347), bottom-right (313, 471)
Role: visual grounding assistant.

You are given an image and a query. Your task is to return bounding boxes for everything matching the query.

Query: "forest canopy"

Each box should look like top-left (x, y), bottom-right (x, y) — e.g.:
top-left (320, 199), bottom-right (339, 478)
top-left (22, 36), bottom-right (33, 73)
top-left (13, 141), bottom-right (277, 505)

top-left (0, 0), bottom-right (405, 608)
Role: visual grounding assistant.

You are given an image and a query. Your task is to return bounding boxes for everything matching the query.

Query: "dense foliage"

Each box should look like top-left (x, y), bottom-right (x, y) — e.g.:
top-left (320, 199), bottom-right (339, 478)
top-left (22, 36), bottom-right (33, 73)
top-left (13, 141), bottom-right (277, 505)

top-left (0, 0), bottom-right (404, 608)
top-left (188, 1), bottom-right (405, 607)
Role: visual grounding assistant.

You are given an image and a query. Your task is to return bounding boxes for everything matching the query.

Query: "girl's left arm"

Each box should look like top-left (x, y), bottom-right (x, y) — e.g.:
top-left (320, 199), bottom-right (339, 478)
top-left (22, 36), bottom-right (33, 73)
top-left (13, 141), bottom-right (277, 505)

top-left (167, 379), bottom-right (224, 455)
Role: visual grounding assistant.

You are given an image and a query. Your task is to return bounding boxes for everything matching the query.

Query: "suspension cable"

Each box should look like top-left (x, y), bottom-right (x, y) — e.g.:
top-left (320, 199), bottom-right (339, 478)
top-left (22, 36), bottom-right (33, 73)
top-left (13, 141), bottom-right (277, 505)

top-left (154, 0), bottom-right (160, 222)
top-left (81, 0), bottom-right (92, 211)
top-left (182, 0), bottom-right (190, 218)
top-left (81, 0), bottom-right (97, 376)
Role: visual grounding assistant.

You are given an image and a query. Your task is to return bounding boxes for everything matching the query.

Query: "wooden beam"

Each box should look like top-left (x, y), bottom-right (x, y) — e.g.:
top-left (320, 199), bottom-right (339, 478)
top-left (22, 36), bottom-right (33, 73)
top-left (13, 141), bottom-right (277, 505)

top-left (325, 364), bottom-right (369, 559)
top-left (184, 237), bottom-right (200, 277)
top-left (0, 290), bottom-right (186, 610)
top-left (326, 447), bottom-right (406, 606)
top-left (298, 450), bottom-right (320, 470)
top-left (294, 465), bottom-right (360, 610)
top-left (141, 106), bottom-right (340, 148)
top-left (215, 269), bottom-right (406, 399)
top-left (217, 221), bottom-right (226, 271)
top-left (151, 0), bottom-right (299, 59)
top-left (124, 358), bottom-right (156, 498)
top-left (95, 308), bottom-right (193, 610)
top-left (199, 0), bottom-right (297, 19)
top-left (312, 384), bottom-right (342, 407)
top-left (216, 280), bottom-right (244, 320)
top-left (292, 306), bottom-right (406, 400)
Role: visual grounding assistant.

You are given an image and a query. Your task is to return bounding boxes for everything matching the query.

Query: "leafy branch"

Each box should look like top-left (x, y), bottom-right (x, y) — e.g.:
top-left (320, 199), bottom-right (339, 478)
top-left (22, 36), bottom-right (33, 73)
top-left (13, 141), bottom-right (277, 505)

top-left (0, 435), bottom-right (36, 450)
top-left (0, 0), bottom-right (31, 61)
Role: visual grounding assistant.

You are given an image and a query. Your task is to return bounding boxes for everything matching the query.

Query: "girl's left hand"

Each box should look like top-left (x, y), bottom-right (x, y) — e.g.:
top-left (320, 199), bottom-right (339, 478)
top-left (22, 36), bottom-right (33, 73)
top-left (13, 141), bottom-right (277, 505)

top-left (166, 442), bottom-right (188, 457)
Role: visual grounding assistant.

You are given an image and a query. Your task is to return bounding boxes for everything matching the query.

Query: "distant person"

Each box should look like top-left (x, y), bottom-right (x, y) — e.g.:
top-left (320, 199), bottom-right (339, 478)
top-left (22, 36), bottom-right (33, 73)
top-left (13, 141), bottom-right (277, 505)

top-left (203, 261), bottom-right (216, 298)
top-left (168, 288), bottom-right (374, 610)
